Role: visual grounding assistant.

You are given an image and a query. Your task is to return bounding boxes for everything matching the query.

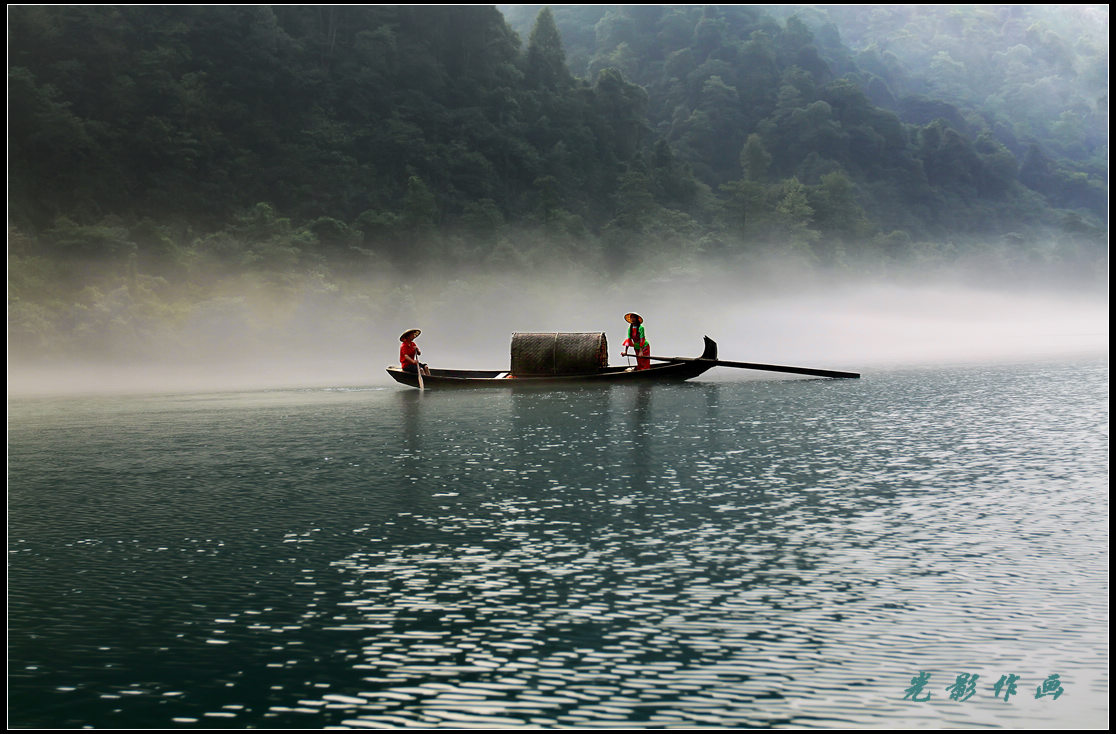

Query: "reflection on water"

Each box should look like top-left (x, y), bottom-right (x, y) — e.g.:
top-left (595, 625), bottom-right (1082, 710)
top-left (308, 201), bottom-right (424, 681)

top-left (7, 359), bottom-right (1109, 728)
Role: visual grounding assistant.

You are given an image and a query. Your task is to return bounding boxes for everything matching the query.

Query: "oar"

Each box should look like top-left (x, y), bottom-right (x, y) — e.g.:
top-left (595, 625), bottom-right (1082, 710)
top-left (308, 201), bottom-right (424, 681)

top-left (641, 353), bottom-right (860, 379)
top-left (412, 344), bottom-right (424, 390)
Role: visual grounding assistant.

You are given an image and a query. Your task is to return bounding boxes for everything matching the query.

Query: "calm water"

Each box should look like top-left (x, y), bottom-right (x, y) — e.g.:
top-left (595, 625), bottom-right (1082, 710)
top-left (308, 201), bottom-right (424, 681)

top-left (8, 358), bottom-right (1108, 729)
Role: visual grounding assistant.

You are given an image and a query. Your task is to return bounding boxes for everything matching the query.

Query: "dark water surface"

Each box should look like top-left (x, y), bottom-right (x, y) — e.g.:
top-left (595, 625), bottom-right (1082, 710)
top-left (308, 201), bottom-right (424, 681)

top-left (8, 358), bottom-right (1108, 729)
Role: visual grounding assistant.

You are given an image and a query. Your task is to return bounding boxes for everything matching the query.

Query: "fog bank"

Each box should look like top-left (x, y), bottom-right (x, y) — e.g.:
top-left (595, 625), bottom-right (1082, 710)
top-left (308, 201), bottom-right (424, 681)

top-left (8, 268), bottom-right (1107, 397)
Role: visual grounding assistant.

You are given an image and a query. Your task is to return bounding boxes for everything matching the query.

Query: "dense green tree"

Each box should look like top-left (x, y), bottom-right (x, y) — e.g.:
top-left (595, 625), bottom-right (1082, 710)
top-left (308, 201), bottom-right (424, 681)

top-left (526, 7), bottom-right (572, 90)
top-left (810, 170), bottom-right (872, 245)
top-left (739, 133), bottom-right (772, 183)
top-left (773, 177), bottom-right (821, 255)
top-left (6, 2), bottom-right (1107, 320)
top-left (596, 67), bottom-right (649, 151)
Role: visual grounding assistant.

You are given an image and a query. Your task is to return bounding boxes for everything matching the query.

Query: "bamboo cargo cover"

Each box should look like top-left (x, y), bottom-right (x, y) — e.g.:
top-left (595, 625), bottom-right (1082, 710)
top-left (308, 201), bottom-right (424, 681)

top-left (510, 332), bottom-right (608, 376)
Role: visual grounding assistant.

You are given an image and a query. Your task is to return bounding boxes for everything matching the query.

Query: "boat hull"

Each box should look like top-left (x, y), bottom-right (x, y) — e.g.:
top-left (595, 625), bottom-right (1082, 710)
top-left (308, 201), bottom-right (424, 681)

top-left (387, 337), bottom-right (718, 389)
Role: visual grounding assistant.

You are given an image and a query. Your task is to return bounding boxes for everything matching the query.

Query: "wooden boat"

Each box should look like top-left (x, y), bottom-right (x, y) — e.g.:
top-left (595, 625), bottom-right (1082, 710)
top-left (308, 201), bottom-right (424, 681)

top-left (387, 336), bottom-right (721, 389)
top-left (387, 332), bottom-right (860, 390)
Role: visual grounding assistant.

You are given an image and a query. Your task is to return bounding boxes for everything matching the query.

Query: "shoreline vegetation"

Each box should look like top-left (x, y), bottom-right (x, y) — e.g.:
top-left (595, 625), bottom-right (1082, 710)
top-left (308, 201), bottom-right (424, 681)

top-left (8, 6), bottom-right (1108, 372)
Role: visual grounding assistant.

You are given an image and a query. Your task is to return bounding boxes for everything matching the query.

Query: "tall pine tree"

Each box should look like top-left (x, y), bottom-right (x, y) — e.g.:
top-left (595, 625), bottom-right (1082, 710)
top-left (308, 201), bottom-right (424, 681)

top-left (526, 7), bottom-right (571, 90)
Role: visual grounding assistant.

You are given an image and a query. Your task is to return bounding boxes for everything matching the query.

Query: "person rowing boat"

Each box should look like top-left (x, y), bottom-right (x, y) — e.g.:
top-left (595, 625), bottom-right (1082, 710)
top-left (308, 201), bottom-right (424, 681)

top-left (621, 312), bottom-right (651, 370)
top-left (399, 328), bottom-right (430, 377)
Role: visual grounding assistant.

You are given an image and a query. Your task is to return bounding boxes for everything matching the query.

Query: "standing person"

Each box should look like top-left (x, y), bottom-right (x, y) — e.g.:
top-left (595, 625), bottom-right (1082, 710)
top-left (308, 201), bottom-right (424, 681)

top-left (622, 312), bottom-right (651, 370)
top-left (399, 328), bottom-right (430, 376)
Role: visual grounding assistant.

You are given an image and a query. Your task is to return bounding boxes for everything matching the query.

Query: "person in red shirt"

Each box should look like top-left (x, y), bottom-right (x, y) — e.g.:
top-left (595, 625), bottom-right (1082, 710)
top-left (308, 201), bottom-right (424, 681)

top-left (399, 328), bottom-right (429, 375)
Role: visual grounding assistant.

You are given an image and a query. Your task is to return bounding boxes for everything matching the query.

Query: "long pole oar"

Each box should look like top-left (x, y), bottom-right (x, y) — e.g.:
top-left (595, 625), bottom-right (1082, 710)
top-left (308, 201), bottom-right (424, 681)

top-left (413, 344), bottom-right (424, 390)
top-left (642, 353), bottom-right (860, 379)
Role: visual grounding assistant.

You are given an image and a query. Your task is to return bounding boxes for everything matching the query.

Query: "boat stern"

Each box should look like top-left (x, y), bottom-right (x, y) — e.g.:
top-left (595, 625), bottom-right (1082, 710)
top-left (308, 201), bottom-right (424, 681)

top-left (701, 336), bottom-right (718, 360)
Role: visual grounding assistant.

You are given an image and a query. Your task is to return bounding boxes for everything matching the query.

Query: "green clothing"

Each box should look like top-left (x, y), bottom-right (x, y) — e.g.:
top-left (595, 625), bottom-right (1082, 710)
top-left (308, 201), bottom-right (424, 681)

top-left (625, 323), bottom-right (648, 350)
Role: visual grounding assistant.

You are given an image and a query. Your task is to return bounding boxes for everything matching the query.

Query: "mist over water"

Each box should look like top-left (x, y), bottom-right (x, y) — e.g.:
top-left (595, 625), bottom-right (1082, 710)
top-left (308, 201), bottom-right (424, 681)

top-left (7, 262), bottom-right (1108, 396)
top-left (8, 250), bottom-right (1108, 728)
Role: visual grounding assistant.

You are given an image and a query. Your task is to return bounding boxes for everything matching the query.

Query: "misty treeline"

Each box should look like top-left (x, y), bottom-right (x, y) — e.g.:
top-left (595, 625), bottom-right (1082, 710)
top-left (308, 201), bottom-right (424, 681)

top-left (7, 5), bottom-right (1108, 362)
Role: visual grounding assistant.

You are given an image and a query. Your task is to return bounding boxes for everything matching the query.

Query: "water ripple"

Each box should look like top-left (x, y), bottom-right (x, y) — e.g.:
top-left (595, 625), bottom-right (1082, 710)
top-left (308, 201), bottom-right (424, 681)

top-left (7, 359), bottom-right (1109, 728)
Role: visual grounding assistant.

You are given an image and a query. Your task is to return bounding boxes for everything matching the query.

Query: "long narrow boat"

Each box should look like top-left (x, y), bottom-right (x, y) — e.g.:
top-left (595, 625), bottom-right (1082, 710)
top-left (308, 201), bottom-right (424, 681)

top-left (387, 336), bottom-right (721, 389)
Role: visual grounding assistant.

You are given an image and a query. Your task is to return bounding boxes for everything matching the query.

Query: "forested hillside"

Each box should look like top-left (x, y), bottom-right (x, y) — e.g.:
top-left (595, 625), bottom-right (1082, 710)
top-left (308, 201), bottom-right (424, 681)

top-left (7, 5), bottom-right (1108, 364)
